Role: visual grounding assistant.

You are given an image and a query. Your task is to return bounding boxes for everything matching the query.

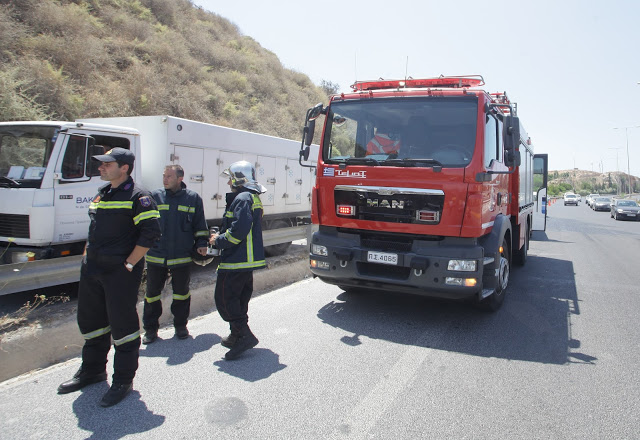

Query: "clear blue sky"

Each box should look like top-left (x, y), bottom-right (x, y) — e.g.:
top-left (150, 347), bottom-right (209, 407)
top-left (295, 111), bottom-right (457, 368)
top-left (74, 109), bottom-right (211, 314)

top-left (195, 0), bottom-right (640, 175)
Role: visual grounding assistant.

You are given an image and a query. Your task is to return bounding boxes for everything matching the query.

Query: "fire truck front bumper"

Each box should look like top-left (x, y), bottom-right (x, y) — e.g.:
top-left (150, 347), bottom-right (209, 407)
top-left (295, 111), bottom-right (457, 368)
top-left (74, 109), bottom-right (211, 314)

top-left (309, 228), bottom-right (488, 301)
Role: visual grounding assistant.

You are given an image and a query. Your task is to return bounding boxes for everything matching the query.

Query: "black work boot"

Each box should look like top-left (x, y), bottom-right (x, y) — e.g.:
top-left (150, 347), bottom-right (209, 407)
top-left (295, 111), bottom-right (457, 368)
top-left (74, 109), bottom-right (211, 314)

top-left (175, 326), bottom-right (189, 339)
top-left (221, 332), bottom-right (239, 348)
top-left (100, 382), bottom-right (133, 407)
top-left (225, 332), bottom-right (259, 360)
top-left (142, 330), bottom-right (158, 345)
top-left (57, 369), bottom-right (107, 394)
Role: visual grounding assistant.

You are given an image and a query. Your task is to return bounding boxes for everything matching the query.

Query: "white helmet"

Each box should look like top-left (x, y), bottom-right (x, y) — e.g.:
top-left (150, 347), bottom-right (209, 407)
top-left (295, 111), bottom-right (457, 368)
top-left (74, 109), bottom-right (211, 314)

top-left (221, 160), bottom-right (267, 194)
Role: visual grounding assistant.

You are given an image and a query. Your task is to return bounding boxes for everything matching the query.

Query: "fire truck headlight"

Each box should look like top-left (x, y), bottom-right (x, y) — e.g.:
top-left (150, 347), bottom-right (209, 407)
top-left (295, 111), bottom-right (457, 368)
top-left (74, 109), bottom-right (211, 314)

top-left (447, 259), bottom-right (477, 272)
top-left (311, 244), bottom-right (328, 256)
top-left (310, 259), bottom-right (330, 270)
top-left (445, 277), bottom-right (477, 287)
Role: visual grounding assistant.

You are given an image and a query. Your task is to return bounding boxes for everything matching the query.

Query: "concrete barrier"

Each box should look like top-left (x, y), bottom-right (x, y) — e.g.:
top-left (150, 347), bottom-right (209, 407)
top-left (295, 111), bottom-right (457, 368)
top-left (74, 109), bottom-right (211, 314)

top-left (0, 245), bottom-right (311, 382)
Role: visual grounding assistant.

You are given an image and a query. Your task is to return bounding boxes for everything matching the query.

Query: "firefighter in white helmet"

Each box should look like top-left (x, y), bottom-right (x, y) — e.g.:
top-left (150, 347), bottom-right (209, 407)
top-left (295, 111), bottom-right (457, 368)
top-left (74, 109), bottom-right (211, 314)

top-left (210, 160), bottom-right (267, 360)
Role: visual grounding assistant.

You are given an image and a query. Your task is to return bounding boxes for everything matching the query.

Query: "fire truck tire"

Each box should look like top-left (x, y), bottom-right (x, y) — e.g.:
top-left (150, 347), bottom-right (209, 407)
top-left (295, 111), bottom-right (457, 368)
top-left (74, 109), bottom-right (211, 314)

top-left (514, 222), bottom-right (529, 266)
top-left (478, 237), bottom-right (509, 312)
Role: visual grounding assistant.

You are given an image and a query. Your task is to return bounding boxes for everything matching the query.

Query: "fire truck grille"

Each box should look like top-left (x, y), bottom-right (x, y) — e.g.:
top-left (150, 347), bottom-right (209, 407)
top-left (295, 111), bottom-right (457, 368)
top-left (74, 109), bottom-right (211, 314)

top-left (361, 237), bottom-right (412, 253)
top-left (0, 214), bottom-right (30, 238)
top-left (334, 188), bottom-right (444, 225)
top-left (357, 262), bottom-right (411, 280)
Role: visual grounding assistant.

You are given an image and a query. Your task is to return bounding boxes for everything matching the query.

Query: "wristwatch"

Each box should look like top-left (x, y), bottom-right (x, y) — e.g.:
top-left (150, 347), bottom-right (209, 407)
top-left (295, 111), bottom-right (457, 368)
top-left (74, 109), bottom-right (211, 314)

top-left (125, 262), bottom-right (134, 271)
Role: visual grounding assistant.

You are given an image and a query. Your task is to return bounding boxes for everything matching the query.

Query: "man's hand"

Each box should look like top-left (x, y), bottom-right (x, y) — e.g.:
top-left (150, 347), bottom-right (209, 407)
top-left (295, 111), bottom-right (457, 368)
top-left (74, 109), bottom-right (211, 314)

top-left (209, 233), bottom-right (219, 245)
top-left (196, 247), bottom-right (208, 256)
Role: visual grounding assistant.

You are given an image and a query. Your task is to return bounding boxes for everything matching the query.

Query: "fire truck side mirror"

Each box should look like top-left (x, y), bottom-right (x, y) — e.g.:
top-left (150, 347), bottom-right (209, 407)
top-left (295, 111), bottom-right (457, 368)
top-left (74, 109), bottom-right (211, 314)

top-left (503, 116), bottom-right (521, 167)
top-left (300, 145), bottom-right (311, 161)
top-left (304, 119), bottom-right (316, 147)
top-left (505, 149), bottom-right (521, 167)
top-left (308, 103), bottom-right (324, 121)
top-left (503, 116), bottom-right (520, 149)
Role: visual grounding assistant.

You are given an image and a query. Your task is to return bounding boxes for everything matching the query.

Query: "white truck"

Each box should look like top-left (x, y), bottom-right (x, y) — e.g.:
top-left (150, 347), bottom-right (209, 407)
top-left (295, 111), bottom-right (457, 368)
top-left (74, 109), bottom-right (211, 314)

top-left (0, 116), bottom-right (317, 295)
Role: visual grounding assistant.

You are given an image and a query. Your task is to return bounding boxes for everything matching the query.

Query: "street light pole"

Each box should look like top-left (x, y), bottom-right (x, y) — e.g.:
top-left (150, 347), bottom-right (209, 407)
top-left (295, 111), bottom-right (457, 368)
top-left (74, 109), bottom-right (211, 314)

top-left (613, 126), bottom-right (640, 195)
top-left (608, 147), bottom-right (621, 195)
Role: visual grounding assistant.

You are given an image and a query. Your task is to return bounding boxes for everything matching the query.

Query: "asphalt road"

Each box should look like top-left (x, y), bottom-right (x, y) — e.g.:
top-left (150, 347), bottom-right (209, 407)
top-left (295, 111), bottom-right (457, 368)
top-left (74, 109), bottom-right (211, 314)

top-left (1, 202), bottom-right (639, 439)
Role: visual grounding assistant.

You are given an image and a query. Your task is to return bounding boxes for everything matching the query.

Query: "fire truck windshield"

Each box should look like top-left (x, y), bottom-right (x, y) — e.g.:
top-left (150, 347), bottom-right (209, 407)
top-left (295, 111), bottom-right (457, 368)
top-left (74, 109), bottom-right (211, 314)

top-left (324, 97), bottom-right (477, 168)
top-left (0, 125), bottom-right (59, 188)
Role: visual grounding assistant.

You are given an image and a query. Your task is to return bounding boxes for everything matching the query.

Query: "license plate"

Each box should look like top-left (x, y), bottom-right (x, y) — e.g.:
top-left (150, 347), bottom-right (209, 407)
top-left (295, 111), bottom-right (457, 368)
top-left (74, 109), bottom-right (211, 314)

top-left (627, 213), bottom-right (636, 217)
top-left (367, 251), bottom-right (398, 265)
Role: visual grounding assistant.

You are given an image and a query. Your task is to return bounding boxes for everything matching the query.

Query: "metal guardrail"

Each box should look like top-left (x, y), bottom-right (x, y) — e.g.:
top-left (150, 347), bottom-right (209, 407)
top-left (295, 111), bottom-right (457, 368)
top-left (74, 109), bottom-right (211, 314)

top-left (0, 225), bottom-right (312, 296)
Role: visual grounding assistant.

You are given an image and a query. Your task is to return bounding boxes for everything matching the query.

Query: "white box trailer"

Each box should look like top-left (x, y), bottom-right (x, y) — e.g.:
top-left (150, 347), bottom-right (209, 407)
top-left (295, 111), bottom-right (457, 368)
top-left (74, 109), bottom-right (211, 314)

top-left (0, 116), bottom-right (317, 294)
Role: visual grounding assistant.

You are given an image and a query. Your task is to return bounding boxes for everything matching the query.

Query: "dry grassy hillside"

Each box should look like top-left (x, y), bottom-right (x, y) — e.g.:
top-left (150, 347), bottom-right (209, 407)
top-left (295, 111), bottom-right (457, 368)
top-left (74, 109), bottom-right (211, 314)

top-left (0, 0), bottom-right (332, 142)
top-left (550, 169), bottom-right (639, 195)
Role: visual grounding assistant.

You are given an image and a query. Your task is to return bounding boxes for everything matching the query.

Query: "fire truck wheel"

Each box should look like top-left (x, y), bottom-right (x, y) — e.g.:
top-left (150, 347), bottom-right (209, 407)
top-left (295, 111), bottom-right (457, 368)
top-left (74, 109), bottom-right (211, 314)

top-left (478, 237), bottom-right (510, 312)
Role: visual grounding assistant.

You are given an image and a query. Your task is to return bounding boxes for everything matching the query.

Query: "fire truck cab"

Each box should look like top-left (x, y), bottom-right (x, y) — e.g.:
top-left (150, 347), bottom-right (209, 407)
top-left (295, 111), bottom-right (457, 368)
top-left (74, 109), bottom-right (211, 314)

top-left (300, 75), bottom-right (548, 311)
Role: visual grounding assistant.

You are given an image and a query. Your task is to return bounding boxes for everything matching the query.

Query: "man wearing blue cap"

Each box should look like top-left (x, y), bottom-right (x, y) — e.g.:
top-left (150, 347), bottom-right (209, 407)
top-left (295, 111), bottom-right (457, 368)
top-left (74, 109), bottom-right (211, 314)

top-left (57, 147), bottom-right (161, 407)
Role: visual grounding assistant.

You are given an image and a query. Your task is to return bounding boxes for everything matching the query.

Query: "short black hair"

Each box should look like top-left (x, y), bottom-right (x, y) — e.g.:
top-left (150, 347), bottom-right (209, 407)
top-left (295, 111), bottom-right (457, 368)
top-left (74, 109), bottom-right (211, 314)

top-left (164, 164), bottom-right (184, 178)
top-left (116, 160), bottom-right (134, 176)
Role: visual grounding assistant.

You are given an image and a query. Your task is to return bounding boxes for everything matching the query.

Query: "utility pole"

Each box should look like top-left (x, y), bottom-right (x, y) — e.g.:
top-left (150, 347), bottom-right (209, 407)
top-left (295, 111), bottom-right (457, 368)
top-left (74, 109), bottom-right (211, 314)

top-left (609, 147), bottom-right (621, 195)
top-left (613, 126), bottom-right (640, 195)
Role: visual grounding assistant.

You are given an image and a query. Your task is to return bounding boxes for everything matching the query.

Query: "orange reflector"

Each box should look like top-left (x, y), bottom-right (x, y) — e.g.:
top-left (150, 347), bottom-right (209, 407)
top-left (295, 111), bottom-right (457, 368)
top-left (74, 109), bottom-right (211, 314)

top-left (61, 250), bottom-right (71, 256)
top-left (498, 246), bottom-right (504, 253)
top-left (337, 205), bottom-right (356, 216)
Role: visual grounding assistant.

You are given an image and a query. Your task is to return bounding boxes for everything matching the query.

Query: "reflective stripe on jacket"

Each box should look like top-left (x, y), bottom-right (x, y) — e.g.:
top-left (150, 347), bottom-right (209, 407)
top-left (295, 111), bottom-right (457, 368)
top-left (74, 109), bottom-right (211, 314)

top-left (215, 188), bottom-right (265, 272)
top-left (146, 182), bottom-right (209, 267)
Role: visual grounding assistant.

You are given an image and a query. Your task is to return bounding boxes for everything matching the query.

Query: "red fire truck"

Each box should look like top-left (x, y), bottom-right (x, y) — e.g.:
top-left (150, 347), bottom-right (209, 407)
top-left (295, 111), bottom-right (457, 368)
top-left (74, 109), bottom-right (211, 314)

top-left (299, 75), bottom-right (548, 311)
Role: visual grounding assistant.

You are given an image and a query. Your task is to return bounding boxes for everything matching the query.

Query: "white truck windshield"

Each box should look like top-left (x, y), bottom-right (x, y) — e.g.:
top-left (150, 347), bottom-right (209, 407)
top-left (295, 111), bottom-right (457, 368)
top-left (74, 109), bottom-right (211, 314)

top-left (0, 125), bottom-right (59, 187)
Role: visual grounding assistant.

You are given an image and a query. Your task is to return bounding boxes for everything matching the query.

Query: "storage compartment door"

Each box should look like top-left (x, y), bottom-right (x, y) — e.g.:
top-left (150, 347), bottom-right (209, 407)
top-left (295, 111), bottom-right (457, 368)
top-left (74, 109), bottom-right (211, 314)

top-left (285, 159), bottom-right (302, 205)
top-left (173, 146), bottom-right (204, 196)
top-left (256, 156), bottom-right (276, 207)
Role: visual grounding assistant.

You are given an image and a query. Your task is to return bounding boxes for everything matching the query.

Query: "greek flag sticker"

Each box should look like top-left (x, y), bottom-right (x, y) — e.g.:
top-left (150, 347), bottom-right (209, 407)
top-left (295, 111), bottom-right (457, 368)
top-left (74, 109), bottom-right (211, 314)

top-left (323, 167), bottom-right (334, 177)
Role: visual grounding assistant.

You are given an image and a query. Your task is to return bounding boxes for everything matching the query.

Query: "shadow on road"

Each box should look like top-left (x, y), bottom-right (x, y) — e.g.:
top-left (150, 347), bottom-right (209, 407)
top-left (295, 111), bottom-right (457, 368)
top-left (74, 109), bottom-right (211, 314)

top-left (140, 332), bottom-right (219, 365)
top-left (213, 348), bottom-right (287, 382)
top-left (317, 254), bottom-right (596, 365)
top-left (73, 384), bottom-right (165, 439)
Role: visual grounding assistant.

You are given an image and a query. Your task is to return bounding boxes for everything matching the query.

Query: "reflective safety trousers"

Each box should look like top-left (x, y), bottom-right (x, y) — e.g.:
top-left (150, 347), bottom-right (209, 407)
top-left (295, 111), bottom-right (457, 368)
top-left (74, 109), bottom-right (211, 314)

top-left (214, 188), bottom-right (266, 272)
top-left (146, 183), bottom-right (209, 267)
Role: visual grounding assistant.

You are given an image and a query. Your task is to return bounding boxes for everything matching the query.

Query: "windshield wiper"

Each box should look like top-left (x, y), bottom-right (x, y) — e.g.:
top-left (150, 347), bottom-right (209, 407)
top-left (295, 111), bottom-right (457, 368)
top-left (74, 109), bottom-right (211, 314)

top-left (343, 157), bottom-right (381, 166)
top-left (383, 158), bottom-right (444, 168)
top-left (0, 176), bottom-right (21, 188)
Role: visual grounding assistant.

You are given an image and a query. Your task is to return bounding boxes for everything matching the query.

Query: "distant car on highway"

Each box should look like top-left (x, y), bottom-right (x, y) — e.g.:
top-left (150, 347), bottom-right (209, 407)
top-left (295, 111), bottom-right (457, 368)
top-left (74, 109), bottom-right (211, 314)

top-left (586, 193), bottom-right (600, 207)
top-left (610, 199), bottom-right (640, 221)
top-left (592, 196), bottom-right (612, 211)
top-left (564, 194), bottom-right (579, 206)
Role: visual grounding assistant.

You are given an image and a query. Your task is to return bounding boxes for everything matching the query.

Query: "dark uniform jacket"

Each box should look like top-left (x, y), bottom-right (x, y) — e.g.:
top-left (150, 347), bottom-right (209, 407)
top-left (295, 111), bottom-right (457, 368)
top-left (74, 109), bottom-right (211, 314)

top-left (214, 187), bottom-right (266, 272)
top-left (146, 182), bottom-right (209, 267)
top-left (86, 177), bottom-right (161, 268)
